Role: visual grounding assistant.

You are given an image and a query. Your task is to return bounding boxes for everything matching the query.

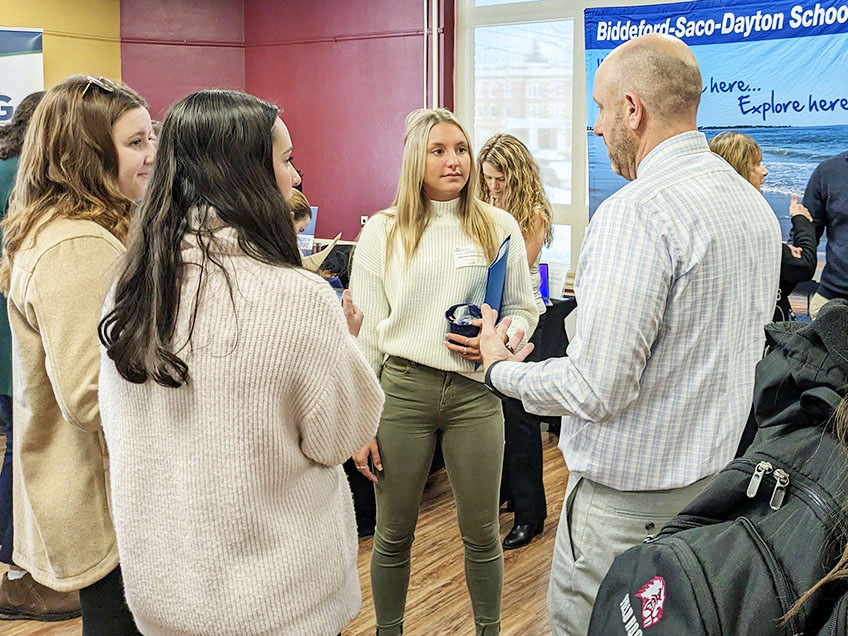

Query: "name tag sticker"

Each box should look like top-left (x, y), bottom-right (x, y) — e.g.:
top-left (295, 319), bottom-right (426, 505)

top-left (454, 245), bottom-right (487, 268)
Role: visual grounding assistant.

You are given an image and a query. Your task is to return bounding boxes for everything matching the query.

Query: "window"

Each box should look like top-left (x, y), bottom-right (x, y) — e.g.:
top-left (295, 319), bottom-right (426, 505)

top-left (471, 19), bottom-right (573, 204)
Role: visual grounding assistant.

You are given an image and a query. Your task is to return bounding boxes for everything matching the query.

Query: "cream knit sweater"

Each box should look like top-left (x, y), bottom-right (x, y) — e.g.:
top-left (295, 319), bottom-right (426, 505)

top-left (350, 198), bottom-right (538, 380)
top-left (99, 228), bottom-right (384, 636)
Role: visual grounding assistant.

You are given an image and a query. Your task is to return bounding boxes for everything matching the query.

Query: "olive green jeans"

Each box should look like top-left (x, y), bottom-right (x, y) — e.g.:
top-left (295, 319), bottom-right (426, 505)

top-left (371, 357), bottom-right (504, 636)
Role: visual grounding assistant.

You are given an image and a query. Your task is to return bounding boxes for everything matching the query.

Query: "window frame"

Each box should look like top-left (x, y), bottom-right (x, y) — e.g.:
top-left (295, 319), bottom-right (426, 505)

top-left (456, 0), bottom-right (682, 277)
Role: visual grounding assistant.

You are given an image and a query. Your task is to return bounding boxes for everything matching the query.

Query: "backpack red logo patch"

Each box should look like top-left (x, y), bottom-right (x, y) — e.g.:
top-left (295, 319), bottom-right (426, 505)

top-left (635, 576), bottom-right (666, 628)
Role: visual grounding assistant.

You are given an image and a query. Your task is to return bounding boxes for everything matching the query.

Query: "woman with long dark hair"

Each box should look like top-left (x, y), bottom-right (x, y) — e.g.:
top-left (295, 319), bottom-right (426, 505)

top-left (0, 75), bottom-right (153, 633)
top-left (98, 90), bottom-right (384, 636)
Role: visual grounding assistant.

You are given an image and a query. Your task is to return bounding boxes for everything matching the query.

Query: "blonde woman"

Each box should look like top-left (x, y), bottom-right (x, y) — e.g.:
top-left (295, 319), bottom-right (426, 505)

top-left (708, 131), bottom-right (817, 321)
top-left (350, 109), bottom-right (538, 635)
top-left (0, 75), bottom-right (153, 633)
top-left (478, 133), bottom-right (553, 550)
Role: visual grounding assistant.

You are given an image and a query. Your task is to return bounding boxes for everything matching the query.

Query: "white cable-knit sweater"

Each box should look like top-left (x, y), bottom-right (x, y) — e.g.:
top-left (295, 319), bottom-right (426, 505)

top-left (350, 198), bottom-right (538, 380)
top-left (98, 228), bottom-right (384, 636)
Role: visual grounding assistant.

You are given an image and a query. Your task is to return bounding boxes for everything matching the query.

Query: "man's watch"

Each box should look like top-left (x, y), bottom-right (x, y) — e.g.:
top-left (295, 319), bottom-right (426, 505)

top-left (483, 360), bottom-right (509, 400)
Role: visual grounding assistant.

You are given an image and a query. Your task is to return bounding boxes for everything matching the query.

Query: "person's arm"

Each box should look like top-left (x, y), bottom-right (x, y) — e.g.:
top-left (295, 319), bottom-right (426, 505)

top-left (781, 204), bottom-right (817, 284)
top-left (348, 217), bottom-right (391, 375)
top-left (802, 165), bottom-right (827, 244)
top-left (488, 196), bottom-right (671, 421)
top-left (293, 283), bottom-right (384, 467)
top-left (26, 236), bottom-right (123, 432)
top-left (524, 211), bottom-right (546, 269)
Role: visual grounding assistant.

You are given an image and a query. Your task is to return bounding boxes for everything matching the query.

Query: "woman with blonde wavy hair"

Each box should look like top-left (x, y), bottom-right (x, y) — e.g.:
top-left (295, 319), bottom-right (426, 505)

top-left (0, 75), bottom-right (153, 634)
top-left (708, 131), bottom-right (817, 322)
top-left (350, 108), bottom-right (538, 635)
top-left (478, 133), bottom-right (553, 550)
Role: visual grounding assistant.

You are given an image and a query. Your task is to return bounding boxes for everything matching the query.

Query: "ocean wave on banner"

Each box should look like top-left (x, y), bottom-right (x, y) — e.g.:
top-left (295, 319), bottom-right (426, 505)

top-left (706, 124), bottom-right (848, 197)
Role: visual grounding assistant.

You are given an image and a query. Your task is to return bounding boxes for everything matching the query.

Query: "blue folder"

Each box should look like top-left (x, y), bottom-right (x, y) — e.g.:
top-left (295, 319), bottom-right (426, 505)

top-left (484, 236), bottom-right (510, 314)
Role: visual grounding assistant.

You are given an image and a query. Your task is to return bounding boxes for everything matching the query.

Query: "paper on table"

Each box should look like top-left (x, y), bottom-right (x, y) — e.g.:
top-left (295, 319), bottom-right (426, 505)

top-left (302, 233), bottom-right (342, 272)
top-left (547, 262), bottom-right (568, 300)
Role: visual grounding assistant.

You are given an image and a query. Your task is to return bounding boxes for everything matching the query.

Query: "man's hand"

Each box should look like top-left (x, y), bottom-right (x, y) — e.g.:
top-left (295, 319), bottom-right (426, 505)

top-left (479, 303), bottom-right (534, 374)
top-left (786, 243), bottom-right (803, 258)
top-left (342, 289), bottom-right (364, 337)
top-left (789, 194), bottom-right (813, 222)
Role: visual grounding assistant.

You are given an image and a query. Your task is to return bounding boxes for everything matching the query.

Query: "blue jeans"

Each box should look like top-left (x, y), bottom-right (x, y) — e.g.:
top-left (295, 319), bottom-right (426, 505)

top-left (0, 393), bottom-right (12, 564)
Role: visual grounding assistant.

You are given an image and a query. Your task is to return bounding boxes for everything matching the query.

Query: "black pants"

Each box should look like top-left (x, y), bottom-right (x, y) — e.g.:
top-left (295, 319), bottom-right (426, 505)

top-left (79, 566), bottom-right (140, 636)
top-left (0, 394), bottom-right (13, 564)
top-left (499, 312), bottom-right (547, 525)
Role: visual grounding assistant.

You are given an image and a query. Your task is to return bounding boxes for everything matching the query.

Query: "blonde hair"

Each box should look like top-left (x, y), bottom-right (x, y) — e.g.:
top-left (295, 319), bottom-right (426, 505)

top-left (478, 133), bottom-right (553, 246)
top-left (708, 131), bottom-right (762, 186)
top-left (385, 108), bottom-right (498, 266)
top-left (0, 75), bottom-right (147, 292)
top-left (288, 189), bottom-right (313, 222)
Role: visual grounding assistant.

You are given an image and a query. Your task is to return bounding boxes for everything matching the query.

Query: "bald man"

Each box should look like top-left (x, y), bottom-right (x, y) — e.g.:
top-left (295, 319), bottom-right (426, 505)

top-left (479, 35), bottom-right (781, 634)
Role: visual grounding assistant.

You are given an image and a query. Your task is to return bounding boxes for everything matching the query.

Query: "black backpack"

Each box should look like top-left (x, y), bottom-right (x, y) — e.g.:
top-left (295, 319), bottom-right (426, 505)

top-left (587, 305), bottom-right (848, 636)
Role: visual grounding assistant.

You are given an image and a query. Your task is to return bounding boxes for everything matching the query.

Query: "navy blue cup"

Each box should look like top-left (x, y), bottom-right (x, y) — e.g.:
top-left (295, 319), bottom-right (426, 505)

top-left (445, 303), bottom-right (482, 338)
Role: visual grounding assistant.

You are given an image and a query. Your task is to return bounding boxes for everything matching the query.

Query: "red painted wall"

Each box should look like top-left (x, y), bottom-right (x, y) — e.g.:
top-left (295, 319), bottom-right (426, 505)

top-left (244, 0), bottom-right (427, 240)
top-left (121, 0), bottom-right (245, 119)
top-left (120, 0), bottom-right (432, 239)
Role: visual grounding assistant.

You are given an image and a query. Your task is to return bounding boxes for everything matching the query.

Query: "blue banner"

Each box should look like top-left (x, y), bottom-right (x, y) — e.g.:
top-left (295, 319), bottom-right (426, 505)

top-left (586, 0), bottom-right (848, 49)
top-left (585, 0), bottom-right (848, 252)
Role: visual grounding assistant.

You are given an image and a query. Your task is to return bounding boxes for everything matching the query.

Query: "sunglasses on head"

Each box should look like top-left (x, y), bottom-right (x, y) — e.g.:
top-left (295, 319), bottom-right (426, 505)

top-left (83, 75), bottom-right (120, 96)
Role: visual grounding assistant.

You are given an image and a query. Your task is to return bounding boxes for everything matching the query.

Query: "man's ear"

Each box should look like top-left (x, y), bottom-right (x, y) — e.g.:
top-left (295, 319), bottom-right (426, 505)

top-left (623, 92), bottom-right (644, 131)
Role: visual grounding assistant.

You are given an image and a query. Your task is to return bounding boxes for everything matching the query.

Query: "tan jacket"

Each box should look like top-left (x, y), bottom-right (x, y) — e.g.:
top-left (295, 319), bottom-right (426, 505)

top-left (8, 217), bottom-right (124, 592)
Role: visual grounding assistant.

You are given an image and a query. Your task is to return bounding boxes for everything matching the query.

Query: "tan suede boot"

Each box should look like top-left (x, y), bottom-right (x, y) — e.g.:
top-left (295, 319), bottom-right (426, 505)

top-left (0, 571), bottom-right (81, 621)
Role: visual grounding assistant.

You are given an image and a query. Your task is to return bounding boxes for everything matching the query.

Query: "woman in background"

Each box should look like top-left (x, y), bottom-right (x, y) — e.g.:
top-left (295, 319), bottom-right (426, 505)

top-left (709, 131), bottom-right (817, 321)
top-left (0, 75), bottom-right (153, 634)
top-left (99, 90), bottom-right (383, 636)
top-left (478, 133), bottom-right (553, 550)
top-left (288, 189), bottom-right (313, 234)
top-left (0, 91), bottom-right (80, 623)
top-left (350, 108), bottom-right (537, 635)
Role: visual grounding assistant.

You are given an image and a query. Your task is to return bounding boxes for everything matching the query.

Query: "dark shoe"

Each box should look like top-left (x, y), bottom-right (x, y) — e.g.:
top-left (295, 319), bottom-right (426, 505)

top-left (0, 571), bottom-right (81, 621)
top-left (502, 520), bottom-right (544, 550)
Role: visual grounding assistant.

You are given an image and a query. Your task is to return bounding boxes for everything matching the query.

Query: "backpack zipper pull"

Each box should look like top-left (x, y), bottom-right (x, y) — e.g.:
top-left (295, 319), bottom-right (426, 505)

top-left (769, 469), bottom-right (790, 511)
top-left (746, 461), bottom-right (773, 498)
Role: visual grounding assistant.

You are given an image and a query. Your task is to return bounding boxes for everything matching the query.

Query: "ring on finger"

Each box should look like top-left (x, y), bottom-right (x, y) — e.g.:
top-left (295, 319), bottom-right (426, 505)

top-left (356, 465), bottom-right (367, 470)
top-left (464, 336), bottom-right (469, 345)
top-left (505, 344), bottom-right (516, 354)
top-left (463, 346), bottom-right (468, 355)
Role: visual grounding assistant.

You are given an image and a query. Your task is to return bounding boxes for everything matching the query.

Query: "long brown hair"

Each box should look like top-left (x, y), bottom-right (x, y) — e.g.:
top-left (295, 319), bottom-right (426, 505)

top-left (99, 90), bottom-right (302, 388)
top-left (386, 108), bottom-right (498, 267)
top-left (477, 133), bottom-right (553, 246)
top-left (0, 91), bottom-right (45, 160)
top-left (0, 76), bottom-right (147, 293)
top-left (785, 395), bottom-right (848, 622)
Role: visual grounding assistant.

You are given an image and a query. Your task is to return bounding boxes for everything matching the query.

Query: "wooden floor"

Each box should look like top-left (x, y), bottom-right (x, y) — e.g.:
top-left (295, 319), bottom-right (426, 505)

top-left (3, 433), bottom-right (568, 636)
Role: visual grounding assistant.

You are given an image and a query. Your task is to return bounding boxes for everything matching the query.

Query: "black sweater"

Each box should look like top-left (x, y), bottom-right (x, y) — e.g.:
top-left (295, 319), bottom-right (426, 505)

top-left (803, 151), bottom-right (848, 301)
top-left (774, 214), bottom-right (817, 321)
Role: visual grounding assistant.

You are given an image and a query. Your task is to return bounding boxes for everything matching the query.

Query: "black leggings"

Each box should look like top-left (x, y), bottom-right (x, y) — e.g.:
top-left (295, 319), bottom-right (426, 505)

top-left (79, 566), bottom-right (140, 636)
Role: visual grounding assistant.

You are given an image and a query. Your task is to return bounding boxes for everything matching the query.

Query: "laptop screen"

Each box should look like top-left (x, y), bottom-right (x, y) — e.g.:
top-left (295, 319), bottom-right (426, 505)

top-left (539, 263), bottom-right (550, 302)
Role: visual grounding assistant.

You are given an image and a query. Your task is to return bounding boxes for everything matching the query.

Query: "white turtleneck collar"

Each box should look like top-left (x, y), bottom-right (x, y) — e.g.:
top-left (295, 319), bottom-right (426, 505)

top-left (430, 197), bottom-right (461, 218)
